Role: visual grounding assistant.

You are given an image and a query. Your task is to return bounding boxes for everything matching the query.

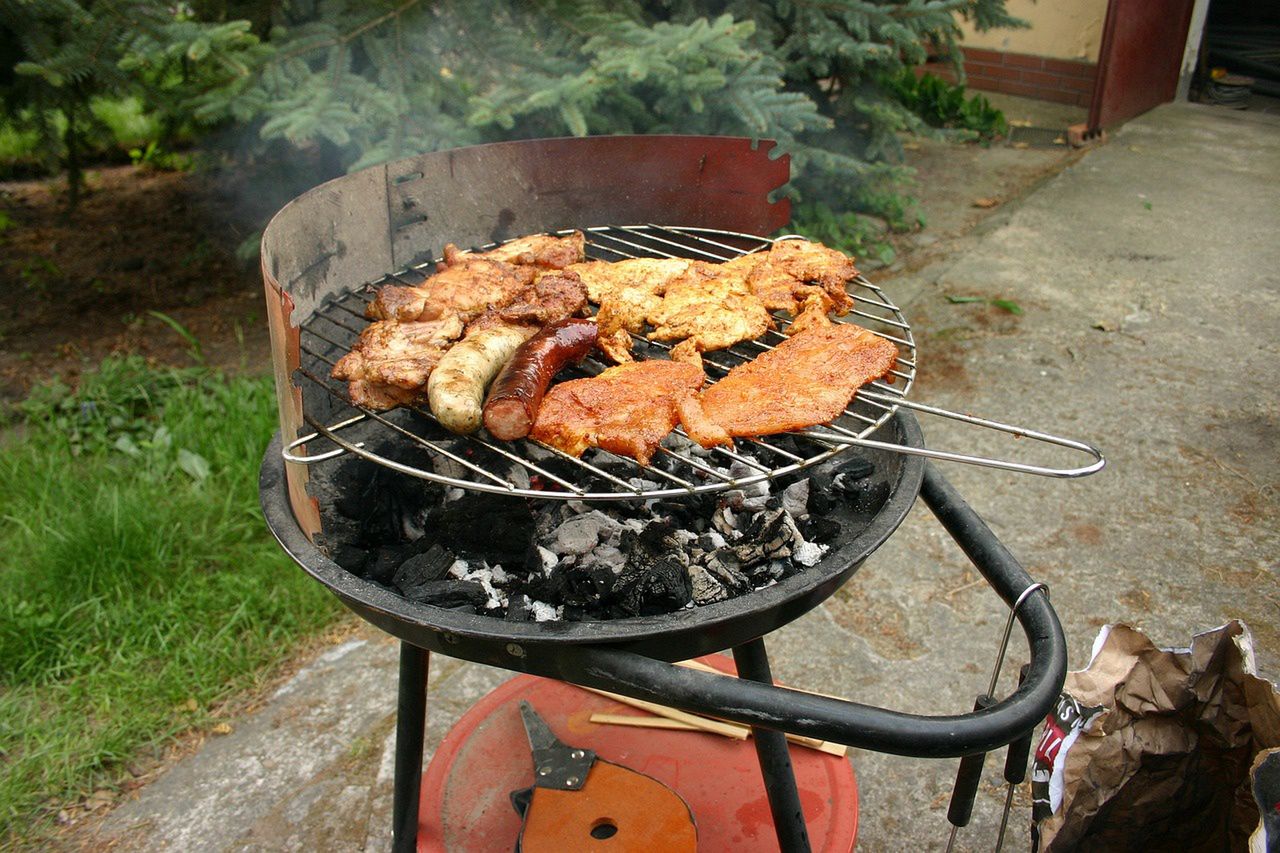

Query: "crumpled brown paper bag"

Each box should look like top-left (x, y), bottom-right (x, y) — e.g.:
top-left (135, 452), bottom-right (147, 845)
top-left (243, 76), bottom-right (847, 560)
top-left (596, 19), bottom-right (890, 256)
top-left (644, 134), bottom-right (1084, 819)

top-left (1031, 620), bottom-right (1280, 852)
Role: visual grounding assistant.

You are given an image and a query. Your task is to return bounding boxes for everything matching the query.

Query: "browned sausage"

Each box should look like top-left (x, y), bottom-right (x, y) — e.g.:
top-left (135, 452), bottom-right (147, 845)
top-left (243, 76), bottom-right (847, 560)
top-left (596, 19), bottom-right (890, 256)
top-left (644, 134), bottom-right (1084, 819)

top-left (483, 318), bottom-right (599, 440)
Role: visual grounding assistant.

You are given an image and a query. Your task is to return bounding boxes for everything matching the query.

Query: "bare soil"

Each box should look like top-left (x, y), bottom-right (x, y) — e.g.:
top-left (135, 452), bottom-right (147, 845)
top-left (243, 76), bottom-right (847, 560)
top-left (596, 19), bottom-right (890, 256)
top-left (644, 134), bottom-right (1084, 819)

top-left (0, 166), bottom-right (273, 403)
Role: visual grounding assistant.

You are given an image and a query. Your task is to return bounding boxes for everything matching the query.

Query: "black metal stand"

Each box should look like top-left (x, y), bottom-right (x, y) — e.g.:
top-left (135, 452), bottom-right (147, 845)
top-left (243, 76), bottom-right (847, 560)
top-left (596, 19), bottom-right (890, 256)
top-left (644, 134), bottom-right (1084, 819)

top-left (392, 643), bottom-right (429, 853)
top-left (262, 437), bottom-right (1068, 849)
top-left (734, 638), bottom-right (812, 853)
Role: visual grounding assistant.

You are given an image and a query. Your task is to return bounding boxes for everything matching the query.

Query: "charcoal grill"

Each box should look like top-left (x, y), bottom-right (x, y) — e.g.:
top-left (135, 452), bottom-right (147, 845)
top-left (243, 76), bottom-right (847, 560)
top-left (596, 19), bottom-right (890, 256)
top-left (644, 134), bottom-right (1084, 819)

top-left (258, 135), bottom-right (1092, 851)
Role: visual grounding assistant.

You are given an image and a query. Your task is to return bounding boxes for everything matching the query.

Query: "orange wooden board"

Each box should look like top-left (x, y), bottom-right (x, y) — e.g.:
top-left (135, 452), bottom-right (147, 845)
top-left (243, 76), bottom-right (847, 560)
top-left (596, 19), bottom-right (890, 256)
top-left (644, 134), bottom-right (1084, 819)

top-left (418, 655), bottom-right (858, 852)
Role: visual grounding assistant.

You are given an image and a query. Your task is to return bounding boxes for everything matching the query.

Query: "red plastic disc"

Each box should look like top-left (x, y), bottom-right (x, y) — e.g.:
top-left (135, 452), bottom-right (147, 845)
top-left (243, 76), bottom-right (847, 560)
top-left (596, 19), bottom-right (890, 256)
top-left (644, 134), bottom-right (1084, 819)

top-left (418, 655), bottom-right (858, 851)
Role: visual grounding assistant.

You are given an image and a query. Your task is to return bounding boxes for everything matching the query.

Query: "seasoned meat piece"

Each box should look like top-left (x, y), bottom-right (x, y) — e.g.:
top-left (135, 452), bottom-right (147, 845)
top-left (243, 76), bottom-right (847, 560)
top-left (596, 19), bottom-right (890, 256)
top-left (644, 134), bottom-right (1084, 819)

top-left (530, 360), bottom-right (705, 465)
top-left (566, 257), bottom-right (688, 305)
top-left (484, 318), bottom-right (599, 441)
top-left (470, 271), bottom-right (588, 332)
top-left (744, 239), bottom-right (857, 315)
top-left (646, 261), bottom-right (773, 352)
top-left (695, 315), bottom-right (897, 439)
top-left (428, 273), bottom-right (590, 433)
top-left (330, 316), bottom-right (465, 410)
top-left (365, 258), bottom-right (535, 323)
top-left (568, 257), bottom-right (687, 362)
top-left (439, 231), bottom-right (585, 270)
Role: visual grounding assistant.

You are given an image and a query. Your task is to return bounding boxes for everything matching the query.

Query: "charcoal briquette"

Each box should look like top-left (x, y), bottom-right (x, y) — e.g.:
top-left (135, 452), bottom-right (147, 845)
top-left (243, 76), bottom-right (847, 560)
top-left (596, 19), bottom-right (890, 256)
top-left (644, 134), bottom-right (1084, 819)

top-left (330, 543), bottom-right (372, 576)
top-left (800, 515), bottom-right (842, 544)
top-left (504, 594), bottom-right (535, 622)
top-left (400, 579), bottom-right (489, 609)
top-left (614, 558), bottom-right (693, 616)
top-left (365, 547), bottom-right (408, 585)
top-left (392, 544), bottom-right (456, 596)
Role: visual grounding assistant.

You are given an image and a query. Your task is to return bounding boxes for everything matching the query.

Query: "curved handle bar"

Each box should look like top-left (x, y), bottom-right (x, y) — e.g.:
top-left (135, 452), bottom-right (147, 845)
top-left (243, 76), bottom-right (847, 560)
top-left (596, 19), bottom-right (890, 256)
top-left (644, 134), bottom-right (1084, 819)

top-left (810, 393), bottom-right (1106, 479)
top-left (532, 463), bottom-right (1067, 758)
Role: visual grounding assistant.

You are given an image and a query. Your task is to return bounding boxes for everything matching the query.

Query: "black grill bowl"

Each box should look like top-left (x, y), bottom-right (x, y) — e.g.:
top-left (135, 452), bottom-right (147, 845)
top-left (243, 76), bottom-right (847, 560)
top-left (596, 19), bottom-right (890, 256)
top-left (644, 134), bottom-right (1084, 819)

top-left (261, 412), bottom-right (924, 665)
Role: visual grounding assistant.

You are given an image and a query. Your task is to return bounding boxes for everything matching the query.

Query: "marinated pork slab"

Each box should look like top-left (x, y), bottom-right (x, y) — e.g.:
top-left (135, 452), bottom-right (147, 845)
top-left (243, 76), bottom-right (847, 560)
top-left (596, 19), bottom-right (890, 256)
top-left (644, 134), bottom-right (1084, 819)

top-left (694, 315), bottom-right (897, 439)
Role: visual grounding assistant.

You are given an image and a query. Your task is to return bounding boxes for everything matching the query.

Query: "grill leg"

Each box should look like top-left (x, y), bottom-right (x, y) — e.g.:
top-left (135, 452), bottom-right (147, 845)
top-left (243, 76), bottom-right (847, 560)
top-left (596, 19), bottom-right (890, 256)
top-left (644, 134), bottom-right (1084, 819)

top-left (392, 643), bottom-right (430, 853)
top-left (733, 638), bottom-right (811, 853)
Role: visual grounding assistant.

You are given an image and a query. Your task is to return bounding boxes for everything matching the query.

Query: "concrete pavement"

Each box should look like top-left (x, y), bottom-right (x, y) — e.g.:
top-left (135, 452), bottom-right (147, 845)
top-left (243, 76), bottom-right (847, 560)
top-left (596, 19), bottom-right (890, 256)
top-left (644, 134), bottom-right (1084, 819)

top-left (85, 101), bottom-right (1280, 851)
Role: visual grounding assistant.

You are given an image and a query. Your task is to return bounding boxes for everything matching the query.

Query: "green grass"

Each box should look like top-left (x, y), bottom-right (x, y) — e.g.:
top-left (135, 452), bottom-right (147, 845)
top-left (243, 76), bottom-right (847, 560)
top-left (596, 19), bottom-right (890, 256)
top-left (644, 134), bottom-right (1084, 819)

top-left (0, 357), bottom-right (339, 841)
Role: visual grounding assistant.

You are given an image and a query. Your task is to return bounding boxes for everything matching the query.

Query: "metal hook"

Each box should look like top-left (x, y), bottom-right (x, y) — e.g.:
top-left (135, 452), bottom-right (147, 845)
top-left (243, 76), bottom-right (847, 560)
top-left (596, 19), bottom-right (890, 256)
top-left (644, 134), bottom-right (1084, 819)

top-left (987, 583), bottom-right (1049, 698)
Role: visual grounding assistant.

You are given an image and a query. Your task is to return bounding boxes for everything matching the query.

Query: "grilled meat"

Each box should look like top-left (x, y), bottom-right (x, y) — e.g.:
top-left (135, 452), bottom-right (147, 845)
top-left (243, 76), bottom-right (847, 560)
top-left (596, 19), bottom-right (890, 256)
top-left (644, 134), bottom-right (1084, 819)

top-left (366, 258), bottom-right (536, 323)
top-left (427, 272), bottom-right (590, 433)
top-left (647, 261), bottom-right (773, 352)
top-left (439, 231), bottom-right (585, 270)
top-left (743, 239), bottom-right (857, 315)
top-left (331, 316), bottom-right (465, 410)
top-left (530, 360), bottom-right (705, 465)
top-left (694, 313), bottom-right (897, 440)
top-left (484, 318), bottom-right (599, 441)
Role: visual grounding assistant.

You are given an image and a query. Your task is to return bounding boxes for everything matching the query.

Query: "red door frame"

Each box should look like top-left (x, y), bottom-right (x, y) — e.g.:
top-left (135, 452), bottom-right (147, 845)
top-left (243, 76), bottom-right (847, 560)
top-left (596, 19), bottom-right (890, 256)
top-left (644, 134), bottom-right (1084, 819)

top-left (1089, 0), bottom-right (1198, 131)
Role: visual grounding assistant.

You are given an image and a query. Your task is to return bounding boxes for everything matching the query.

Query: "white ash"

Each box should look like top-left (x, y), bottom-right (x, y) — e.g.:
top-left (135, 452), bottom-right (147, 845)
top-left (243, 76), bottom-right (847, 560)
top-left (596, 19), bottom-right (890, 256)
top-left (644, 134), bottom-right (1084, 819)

top-left (792, 540), bottom-right (828, 567)
top-left (447, 559), bottom-right (509, 611)
top-left (782, 480), bottom-right (810, 518)
top-left (529, 600), bottom-right (560, 622)
top-left (445, 487), bottom-right (466, 502)
top-left (537, 546), bottom-right (559, 576)
top-left (506, 464), bottom-right (531, 492)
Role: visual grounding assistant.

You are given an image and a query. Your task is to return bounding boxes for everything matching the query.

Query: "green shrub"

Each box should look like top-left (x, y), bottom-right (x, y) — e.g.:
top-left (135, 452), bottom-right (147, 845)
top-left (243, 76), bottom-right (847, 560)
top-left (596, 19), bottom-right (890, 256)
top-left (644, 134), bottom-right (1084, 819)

top-left (885, 70), bottom-right (1009, 139)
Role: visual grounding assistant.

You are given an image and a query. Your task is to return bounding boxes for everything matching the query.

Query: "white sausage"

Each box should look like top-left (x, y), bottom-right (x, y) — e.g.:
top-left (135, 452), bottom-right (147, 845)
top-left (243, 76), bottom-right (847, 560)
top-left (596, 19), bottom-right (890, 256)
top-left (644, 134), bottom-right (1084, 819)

top-left (428, 325), bottom-right (537, 434)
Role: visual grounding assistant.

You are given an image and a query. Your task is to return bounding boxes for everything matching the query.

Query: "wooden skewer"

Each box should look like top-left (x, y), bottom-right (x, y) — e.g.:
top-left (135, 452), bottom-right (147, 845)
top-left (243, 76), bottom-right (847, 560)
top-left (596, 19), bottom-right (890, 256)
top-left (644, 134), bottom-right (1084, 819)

top-left (579, 686), bottom-right (750, 740)
top-left (589, 713), bottom-right (698, 730)
top-left (584, 681), bottom-right (848, 757)
top-left (674, 658), bottom-right (850, 757)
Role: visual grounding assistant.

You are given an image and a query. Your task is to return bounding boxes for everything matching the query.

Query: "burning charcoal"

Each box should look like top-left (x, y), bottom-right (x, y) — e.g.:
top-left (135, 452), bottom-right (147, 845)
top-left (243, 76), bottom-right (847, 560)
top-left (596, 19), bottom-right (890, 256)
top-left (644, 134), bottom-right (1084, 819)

top-left (807, 471), bottom-right (836, 515)
top-left (831, 458), bottom-right (876, 495)
top-left (620, 521), bottom-right (687, 567)
top-left (782, 480), bottom-right (810, 518)
top-left (365, 547), bottom-right (407, 586)
top-left (551, 512), bottom-right (618, 556)
top-left (688, 565), bottom-right (729, 605)
top-left (727, 462), bottom-right (770, 498)
top-left (712, 506), bottom-right (739, 538)
top-left (698, 531), bottom-right (728, 551)
top-left (582, 544), bottom-right (622, 570)
top-left (739, 510), bottom-right (797, 560)
top-left (430, 493), bottom-right (535, 564)
top-left (718, 489), bottom-right (746, 510)
top-left (399, 579), bottom-right (489, 609)
top-left (614, 559), bottom-right (693, 616)
top-left (332, 454), bottom-right (439, 544)
top-left (392, 544), bottom-right (457, 598)
top-left (704, 548), bottom-right (750, 591)
top-left (613, 521), bottom-right (693, 616)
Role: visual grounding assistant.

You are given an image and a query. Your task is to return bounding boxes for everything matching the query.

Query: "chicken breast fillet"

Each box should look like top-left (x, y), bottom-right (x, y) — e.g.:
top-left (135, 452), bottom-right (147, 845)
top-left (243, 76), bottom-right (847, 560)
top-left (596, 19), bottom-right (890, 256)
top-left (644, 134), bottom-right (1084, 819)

top-left (646, 261), bottom-right (773, 351)
top-left (693, 314), bottom-right (897, 440)
top-left (439, 231), bottom-right (585, 270)
top-left (530, 360), bottom-right (704, 465)
top-left (744, 239), bottom-right (858, 316)
top-left (365, 258), bottom-right (535, 323)
top-left (330, 315), bottom-right (466, 409)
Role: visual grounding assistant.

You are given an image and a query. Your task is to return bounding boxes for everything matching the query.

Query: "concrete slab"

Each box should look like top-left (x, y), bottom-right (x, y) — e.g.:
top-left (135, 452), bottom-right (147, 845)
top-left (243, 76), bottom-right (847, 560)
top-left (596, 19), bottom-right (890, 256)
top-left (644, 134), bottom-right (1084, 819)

top-left (80, 101), bottom-right (1280, 852)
